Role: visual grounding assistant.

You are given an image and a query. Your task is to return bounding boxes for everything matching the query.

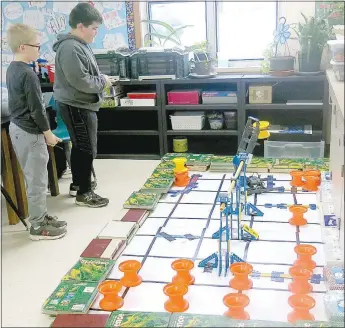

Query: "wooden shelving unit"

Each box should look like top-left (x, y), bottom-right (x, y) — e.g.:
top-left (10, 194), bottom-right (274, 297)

top-left (41, 74), bottom-right (329, 159)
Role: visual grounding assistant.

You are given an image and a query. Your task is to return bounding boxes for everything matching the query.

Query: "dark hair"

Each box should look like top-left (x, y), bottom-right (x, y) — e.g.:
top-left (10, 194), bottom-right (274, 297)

top-left (69, 3), bottom-right (103, 28)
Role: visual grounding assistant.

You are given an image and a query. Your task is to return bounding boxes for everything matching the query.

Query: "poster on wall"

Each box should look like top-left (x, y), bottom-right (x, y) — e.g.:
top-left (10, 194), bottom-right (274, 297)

top-left (315, 2), bottom-right (344, 25)
top-left (1, 1), bottom-right (130, 87)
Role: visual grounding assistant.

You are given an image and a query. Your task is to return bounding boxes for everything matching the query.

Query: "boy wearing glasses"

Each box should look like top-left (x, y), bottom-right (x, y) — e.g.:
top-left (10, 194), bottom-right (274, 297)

top-left (53, 3), bottom-right (113, 208)
top-left (6, 23), bottom-right (67, 240)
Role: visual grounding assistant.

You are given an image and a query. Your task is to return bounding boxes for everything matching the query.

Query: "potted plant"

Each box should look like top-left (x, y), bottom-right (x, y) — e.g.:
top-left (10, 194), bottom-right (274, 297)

top-left (292, 13), bottom-right (334, 72)
top-left (186, 41), bottom-right (216, 76)
top-left (269, 17), bottom-right (295, 73)
top-left (141, 20), bottom-right (191, 48)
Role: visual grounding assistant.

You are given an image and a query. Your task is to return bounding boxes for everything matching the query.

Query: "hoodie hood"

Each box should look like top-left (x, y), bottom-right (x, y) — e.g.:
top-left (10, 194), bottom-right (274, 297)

top-left (53, 33), bottom-right (88, 52)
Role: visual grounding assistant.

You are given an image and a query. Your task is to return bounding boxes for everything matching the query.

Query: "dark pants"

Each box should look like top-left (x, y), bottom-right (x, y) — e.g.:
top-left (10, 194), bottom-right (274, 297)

top-left (56, 101), bottom-right (98, 195)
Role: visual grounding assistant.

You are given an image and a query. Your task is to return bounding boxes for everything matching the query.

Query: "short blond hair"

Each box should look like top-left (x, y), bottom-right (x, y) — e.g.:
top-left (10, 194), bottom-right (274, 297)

top-left (7, 23), bottom-right (38, 53)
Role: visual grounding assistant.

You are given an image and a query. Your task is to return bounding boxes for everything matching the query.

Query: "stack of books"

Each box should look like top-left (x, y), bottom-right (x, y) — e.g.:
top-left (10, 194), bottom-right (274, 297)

top-left (42, 258), bottom-right (115, 315)
top-left (140, 177), bottom-right (174, 194)
top-left (123, 192), bottom-right (160, 210)
top-left (209, 155), bottom-right (234, 172)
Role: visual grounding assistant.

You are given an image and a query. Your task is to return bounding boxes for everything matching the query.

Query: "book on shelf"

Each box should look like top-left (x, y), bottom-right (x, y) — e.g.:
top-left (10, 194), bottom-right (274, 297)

top-left (62, 258), bottom-right (115, 283)
top-left (42, 281), bottom-right (98, 315)
top-left (123, 192), bottom-right (160, 210)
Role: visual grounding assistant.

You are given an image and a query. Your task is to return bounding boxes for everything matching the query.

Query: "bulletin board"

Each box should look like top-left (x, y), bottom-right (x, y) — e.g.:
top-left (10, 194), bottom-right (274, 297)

top-left (1, 1), bottom-right (136, 88)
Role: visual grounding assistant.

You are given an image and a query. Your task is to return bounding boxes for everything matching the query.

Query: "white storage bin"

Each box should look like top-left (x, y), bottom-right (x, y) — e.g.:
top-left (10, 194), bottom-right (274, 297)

top-left (264, 140), bottom-right (325, 159)
top-left (331, 60), bottom-right (344, 81)
top-left (327, 40), bottom-right (344, 62)
top-left (170, 111), bottom-right (205, 130)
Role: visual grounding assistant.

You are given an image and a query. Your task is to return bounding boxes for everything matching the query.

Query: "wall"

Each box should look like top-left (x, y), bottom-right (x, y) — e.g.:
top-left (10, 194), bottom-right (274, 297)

top-left (278, 0), bottom-right (316, 57)
top-left (1, 1), bottom-right (135, 88)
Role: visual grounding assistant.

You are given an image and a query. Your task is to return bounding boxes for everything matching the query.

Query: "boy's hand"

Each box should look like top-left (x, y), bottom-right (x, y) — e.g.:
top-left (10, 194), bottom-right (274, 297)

top-left (43, 130), bottom-right (62, 146)
top-left (102, 74), bottom-right (115, 87)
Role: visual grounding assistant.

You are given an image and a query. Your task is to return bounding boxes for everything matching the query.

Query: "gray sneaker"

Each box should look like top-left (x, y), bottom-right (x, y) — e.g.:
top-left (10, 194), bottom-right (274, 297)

top-left (45, 215), bottom-right (67, 229)
top-left (30, 222), bottom-right (66, 241)
top-left (75, 191), bottom-right (109, 208)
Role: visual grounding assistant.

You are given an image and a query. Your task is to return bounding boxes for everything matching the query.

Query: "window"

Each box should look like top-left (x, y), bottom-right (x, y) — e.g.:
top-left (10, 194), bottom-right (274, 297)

top-left (217, 2), bottom-right (277, 61)
top-left (148, 2), bottom-right (206, 48)
top-left (144, 1), bottom-right (278, 67)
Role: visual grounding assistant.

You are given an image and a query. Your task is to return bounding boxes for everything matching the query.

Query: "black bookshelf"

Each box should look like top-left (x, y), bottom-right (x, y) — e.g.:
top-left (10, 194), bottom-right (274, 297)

top-left (41, 73), bottom-right (329, 159)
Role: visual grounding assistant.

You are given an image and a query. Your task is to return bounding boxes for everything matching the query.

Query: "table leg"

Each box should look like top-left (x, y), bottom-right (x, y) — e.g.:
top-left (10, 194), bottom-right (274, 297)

top-left (9, 137), bottom-right (28, 219)
top-left (47, 145), bottom-right (60, 196)
top-left (1, 128), bottom-right (20, 225)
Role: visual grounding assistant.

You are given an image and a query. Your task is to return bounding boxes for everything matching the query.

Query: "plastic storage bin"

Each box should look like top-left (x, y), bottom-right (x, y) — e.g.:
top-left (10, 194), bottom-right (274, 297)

top-left (327, 40), bottom-right (344, 62)
top-left (170, 111), bottom-right (205, 130)
top-left (331, 60), bottom-right (344, 81)
top-left (264, 141), bottom-right (325, 159)
top-left (207, 112), bottom-right (224, 130)
top-left (224, 111), bottom-right (237, 129)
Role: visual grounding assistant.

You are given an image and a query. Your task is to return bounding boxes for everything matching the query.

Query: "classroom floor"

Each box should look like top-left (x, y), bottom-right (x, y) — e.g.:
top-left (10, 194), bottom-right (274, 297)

top-left (1, 159), bottom-right (159, 327)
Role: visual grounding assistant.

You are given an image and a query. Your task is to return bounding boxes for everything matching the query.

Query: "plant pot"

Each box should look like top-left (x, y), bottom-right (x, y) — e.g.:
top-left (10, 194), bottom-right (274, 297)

top-left (193, 61), bottom-right (212, 75)
top-left (298, 39), bottom-right (324, 72)
top-left (269, 56), bottom-right (295, 71)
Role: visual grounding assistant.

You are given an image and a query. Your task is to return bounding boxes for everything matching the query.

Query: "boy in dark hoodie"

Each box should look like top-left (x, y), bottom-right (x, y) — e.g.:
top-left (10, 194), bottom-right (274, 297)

top-left (53, 3), bottom-right (113, 208)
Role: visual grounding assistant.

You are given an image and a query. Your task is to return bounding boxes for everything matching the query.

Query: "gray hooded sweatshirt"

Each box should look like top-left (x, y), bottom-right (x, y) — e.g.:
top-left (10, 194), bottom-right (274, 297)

top-left (53, 34), bottom-right (106, 111)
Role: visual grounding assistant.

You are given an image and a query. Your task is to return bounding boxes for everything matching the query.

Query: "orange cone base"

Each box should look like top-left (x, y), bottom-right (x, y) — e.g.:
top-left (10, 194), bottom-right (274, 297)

top-left (288, 311), bottom-right (314, 324)
top-left (289, 218), bottom-right (308, 226)
top-left (230, 279), bottom-right (253, 291)
top-left (164, 299), bottom-right (189, 313)
top-left (224, 310), bottom-right (250, 320)
top-left (120, 275), bottom-right (142, 287)
top-left (293, 259), bottom-right (316, 271)
top-left (288, 282), bottom-right (313, 294)
top-left (99, 296), bottom-right (124, 311)
top-left (172, 274), bottom-right (195, 286)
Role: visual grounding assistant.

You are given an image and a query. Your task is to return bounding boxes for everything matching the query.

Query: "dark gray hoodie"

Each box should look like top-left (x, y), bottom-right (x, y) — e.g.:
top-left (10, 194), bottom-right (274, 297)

top-left (53, 34), bottom-right (106, 111)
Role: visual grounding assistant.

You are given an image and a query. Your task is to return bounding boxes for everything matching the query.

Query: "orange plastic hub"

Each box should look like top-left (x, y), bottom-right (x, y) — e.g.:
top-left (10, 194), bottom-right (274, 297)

top-left (293, 244), bottom-right (317, 271)
top-left (229, 262), bottom-right (253, 291)
top-left (223, 293), bottom-right (250, 320)
top-left (303, 175), bottom-right (319, 192)
top-left (98, 281), bottom-right (124, 311)
top-left (287, 294), bottom-right (315, 324)
top-left (290, 171), bottom-right (305, 187)
top-left (172, 259), bottom-right (195, 286)
top-left (174, 170), bottom-right (190, 187)
top-left (289, 205), bottom-right (308, 226)
top-left (288, 266), bottom-right (313, 294)
top-left (304, 169), bottom-right (321, 186)
top-left (118, 260), bottom-right (142, 287)
top-left (163, 283), bottom-right (189, 313)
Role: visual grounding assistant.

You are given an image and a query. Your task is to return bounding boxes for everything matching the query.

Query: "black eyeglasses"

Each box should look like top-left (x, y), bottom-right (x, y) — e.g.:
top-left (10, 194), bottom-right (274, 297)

top-left (24, 44), bottom-right (41, 50)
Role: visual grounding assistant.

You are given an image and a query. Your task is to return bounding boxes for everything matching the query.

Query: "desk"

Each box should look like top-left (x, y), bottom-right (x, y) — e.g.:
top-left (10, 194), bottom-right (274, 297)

top-left (1, 123), bottom-right (59, 225)
top-left (326, 69), bottom-right (344, 257)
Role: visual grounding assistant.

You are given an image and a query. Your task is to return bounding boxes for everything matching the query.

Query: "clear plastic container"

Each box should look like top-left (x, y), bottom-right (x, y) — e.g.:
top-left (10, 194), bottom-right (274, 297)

top-left (209, 118), bottom-right (223, 130)
top-left (328, 40), bottom-right (345, 62)
top-left (331, 60), bottom-right (344, 81)
top-left (264, 141), bottom-right (325, 158)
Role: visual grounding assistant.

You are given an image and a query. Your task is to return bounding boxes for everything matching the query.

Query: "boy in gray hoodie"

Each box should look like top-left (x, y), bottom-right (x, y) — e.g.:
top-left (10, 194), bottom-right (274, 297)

top-left (53, 3), bottom-right (113, 208)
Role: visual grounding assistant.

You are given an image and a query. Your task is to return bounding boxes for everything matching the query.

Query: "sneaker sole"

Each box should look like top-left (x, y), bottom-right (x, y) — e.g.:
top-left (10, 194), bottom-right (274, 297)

top-left (75, 200), bottom-right (108, 208)
top-left (30, 231), bottom-right (67, 241)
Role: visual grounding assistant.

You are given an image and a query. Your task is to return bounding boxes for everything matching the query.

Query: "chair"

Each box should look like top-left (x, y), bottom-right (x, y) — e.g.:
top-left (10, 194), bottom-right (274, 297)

top-left (49, 97), bottom-right (97, 184)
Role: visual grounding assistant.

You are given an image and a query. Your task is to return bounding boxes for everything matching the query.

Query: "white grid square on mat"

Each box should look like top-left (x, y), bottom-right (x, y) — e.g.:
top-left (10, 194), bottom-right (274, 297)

top-left (172, 203), bottom-right (213, 219)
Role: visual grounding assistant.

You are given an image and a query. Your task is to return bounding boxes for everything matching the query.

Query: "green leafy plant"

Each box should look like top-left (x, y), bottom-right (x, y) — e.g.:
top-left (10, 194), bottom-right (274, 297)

top-left (260, 43), bottom-right (275, 74)
top-left (291, 12), bottom-right (334, 52)
top-left (141, 20), bottom-right (192, 47)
